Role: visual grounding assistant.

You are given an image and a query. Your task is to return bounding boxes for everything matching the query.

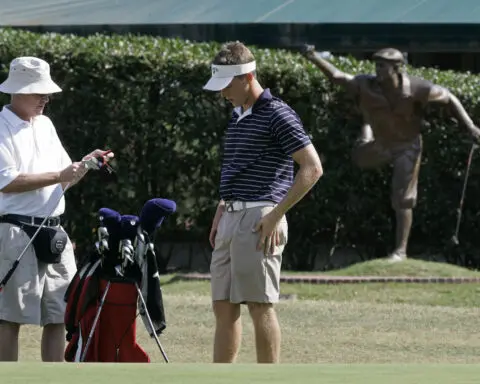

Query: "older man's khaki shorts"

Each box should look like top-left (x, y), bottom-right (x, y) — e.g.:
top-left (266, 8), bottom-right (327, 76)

top-left (0, 223), bottom-right (77, 326)
top-left (210, 204), bottom-right (288, 304)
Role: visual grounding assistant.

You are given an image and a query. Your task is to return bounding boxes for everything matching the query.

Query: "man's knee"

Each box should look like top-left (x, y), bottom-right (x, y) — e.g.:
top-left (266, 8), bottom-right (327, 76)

top-left (391, 182), bottom-right (418, 210)
top-left (247, 302), bottom-right (274, 320)
top-left (213, 300), bottom-right (240, 322)
top-left (43, 322), bottom-right (64, 330)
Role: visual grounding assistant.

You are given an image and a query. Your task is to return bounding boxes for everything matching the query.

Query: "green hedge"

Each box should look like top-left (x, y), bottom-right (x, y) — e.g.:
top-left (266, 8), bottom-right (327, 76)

top-left (0, 28), bottom-right (479, 270)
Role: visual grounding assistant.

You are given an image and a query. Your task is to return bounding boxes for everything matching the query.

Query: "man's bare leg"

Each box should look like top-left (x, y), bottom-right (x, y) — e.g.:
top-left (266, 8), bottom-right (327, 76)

top-left (247, 303), bottom-right (281, 363)
top-left (41, 323), bottom-right (65, 362)
top-left (0, 321), bottom-right (20, 361)
top-left (213, 300), bottom-right (242, 363)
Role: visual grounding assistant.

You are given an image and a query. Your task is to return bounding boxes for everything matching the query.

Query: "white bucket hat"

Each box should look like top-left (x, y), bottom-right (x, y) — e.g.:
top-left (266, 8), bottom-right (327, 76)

top-left (203, 61), bottom-right (256, 91)
top-left (0, 56), bottom-right (62, 95)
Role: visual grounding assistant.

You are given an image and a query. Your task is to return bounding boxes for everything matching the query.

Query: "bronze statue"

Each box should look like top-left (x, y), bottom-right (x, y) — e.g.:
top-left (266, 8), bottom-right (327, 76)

top-left (301, 45), bottom-right (480, 262)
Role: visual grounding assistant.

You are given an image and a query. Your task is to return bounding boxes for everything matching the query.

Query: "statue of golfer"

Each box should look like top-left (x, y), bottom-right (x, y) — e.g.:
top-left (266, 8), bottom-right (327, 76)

top-left (301, 45), bottom-right (480, 261)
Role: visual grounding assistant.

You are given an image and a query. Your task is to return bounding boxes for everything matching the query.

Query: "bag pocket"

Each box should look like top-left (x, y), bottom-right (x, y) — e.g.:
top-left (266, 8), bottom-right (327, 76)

top-left (23, 225), bottom-right (68, 264)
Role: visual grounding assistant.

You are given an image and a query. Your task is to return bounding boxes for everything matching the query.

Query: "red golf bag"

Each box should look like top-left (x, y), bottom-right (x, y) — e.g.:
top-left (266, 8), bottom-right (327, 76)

top-left (64, 202), bottom-right (172, 363)
top-left (63, 257), bottom-right (158, 363)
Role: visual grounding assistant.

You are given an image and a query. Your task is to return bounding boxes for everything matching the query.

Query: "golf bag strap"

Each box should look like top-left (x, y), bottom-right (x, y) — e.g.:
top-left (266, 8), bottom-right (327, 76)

top-left (141, 246), bottom-right (167, 335)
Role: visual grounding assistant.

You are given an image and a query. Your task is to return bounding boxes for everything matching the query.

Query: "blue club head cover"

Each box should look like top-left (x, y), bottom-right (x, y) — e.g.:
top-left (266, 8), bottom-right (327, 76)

top-left (139, 198), bottom-right (176, 236)
top-left (119, 215), bottom-right (140, 243)
top-left (98, 208), bottom-right (121, 233)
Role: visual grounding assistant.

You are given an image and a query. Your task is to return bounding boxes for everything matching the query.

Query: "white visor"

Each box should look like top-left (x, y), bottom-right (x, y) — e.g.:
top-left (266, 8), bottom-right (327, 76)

top-left (203, 61), bottom-right (256, 91)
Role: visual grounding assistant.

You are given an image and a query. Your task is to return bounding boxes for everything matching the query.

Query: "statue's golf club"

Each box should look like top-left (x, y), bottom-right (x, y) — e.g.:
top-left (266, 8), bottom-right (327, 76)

top-left (451, 143), bottom-right (478, 245)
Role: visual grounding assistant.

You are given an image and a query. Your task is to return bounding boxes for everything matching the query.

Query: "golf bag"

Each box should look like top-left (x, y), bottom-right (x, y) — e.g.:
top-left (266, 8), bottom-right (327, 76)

top-left (63, 198), bottom-right (176, 363)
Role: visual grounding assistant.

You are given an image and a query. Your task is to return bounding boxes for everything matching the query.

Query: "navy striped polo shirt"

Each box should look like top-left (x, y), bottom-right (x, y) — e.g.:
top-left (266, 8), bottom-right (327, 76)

top-left (219, 88), bottom-right (312, 203)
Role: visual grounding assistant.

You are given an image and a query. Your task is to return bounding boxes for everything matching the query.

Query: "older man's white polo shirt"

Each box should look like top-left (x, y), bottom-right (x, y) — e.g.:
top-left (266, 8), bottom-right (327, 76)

top-left (0, 105), bottom-right (72, 217)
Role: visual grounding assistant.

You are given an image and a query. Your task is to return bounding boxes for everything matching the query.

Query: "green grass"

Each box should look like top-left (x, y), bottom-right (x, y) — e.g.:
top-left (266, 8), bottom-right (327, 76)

top-left (18, 294), bottom-right (480, 365)
top-left (7, 258), bottom-right (480, 384)
top-left (163, 278), bottom-right (480, 307)
top-left (282, 259), bottom-right (480, 277)
top-left (281, 282), bottom-right (480, 306)
top-left (1, 363), bottom-right (480, 384)
top-left (164, 259), bottom-right (480, 307)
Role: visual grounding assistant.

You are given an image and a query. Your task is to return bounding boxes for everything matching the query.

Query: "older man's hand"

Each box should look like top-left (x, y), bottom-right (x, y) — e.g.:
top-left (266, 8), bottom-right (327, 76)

top-left (59, 162), bottom-right (86, 184)
top-left (82, 149), bottom-right (115, 162)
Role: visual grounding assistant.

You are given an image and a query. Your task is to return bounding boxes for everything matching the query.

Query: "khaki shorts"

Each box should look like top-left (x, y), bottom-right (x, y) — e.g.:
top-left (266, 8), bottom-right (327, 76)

top-left (210, 204), bottom-right (288, 304)
top-left (0, 223), bottom-right (77, 326)
top-left (351, 136), bottom-right (423, 210)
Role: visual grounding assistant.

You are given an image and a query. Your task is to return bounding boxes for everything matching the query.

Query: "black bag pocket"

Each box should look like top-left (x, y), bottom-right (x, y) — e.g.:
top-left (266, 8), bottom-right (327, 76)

top-left (22, 225), bottom-right (68, 264)
top-left (0, 217), bottom-right (68, 264)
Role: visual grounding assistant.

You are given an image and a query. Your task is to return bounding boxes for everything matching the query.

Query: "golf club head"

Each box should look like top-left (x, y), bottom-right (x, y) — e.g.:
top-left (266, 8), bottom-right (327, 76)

top-left (119, 239), bottom-right (134, 269)
top-left (97, 226), bottom-right (109, 252)
top-left (98, 226), bottom-right (109, 238)
top-left (117, 215), bottom-right (140, 272)
top-left (98, 208), bottom-right (121, 253)
top-left (139, 198), bottom-right (177, 236)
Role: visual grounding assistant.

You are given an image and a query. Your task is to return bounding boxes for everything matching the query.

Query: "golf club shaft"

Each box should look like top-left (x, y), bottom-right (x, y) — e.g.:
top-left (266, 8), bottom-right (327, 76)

top-left (453, 143), bottom-right (477, 241)
top-left (135, 281), bottom-right (169, 363)
top-left (114, 267), bottom-right (169, 363)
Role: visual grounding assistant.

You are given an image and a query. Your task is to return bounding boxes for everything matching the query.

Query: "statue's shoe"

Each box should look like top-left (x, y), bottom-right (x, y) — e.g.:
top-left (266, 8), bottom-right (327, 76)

top-left (386, 251), bottom-right (407, 263)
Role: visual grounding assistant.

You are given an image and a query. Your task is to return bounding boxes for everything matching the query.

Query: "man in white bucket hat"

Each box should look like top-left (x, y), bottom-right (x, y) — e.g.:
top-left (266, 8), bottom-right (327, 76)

top-left (0, 56), bottom-right (113, 362)
top-left (204, 42), bottom-right (323, 364)
top-left (0, 56), bottom-right (63, 95)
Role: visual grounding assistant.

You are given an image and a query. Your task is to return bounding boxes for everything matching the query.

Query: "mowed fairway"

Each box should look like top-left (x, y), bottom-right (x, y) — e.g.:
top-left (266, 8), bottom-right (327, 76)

top-left (2, 259), bottom-right (480, 383)
top-left (1, 363), bottom-right (480, 384)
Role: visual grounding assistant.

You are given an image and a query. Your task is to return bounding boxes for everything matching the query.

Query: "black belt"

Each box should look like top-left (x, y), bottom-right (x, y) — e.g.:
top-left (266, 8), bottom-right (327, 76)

top-left (0, 214), bottom-right (61, 227)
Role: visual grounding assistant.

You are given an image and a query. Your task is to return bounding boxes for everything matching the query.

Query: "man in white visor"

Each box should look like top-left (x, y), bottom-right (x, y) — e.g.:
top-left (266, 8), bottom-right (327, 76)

top-left (204, 41), bottom-right (323, 364)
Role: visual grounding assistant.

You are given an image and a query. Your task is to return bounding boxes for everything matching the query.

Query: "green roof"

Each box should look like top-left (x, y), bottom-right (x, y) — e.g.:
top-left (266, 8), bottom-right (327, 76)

top-left (3, 0), bottom-right (480, 25)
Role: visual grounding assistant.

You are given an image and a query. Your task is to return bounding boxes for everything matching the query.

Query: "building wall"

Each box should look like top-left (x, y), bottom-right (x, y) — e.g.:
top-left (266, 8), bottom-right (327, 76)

top-left (11, 23), bottom-right (480, 73)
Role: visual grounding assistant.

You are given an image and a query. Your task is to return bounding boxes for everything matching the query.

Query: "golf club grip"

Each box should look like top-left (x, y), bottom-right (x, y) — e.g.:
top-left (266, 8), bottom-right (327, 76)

top-left (0, 260), bottom-right (19, 290)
